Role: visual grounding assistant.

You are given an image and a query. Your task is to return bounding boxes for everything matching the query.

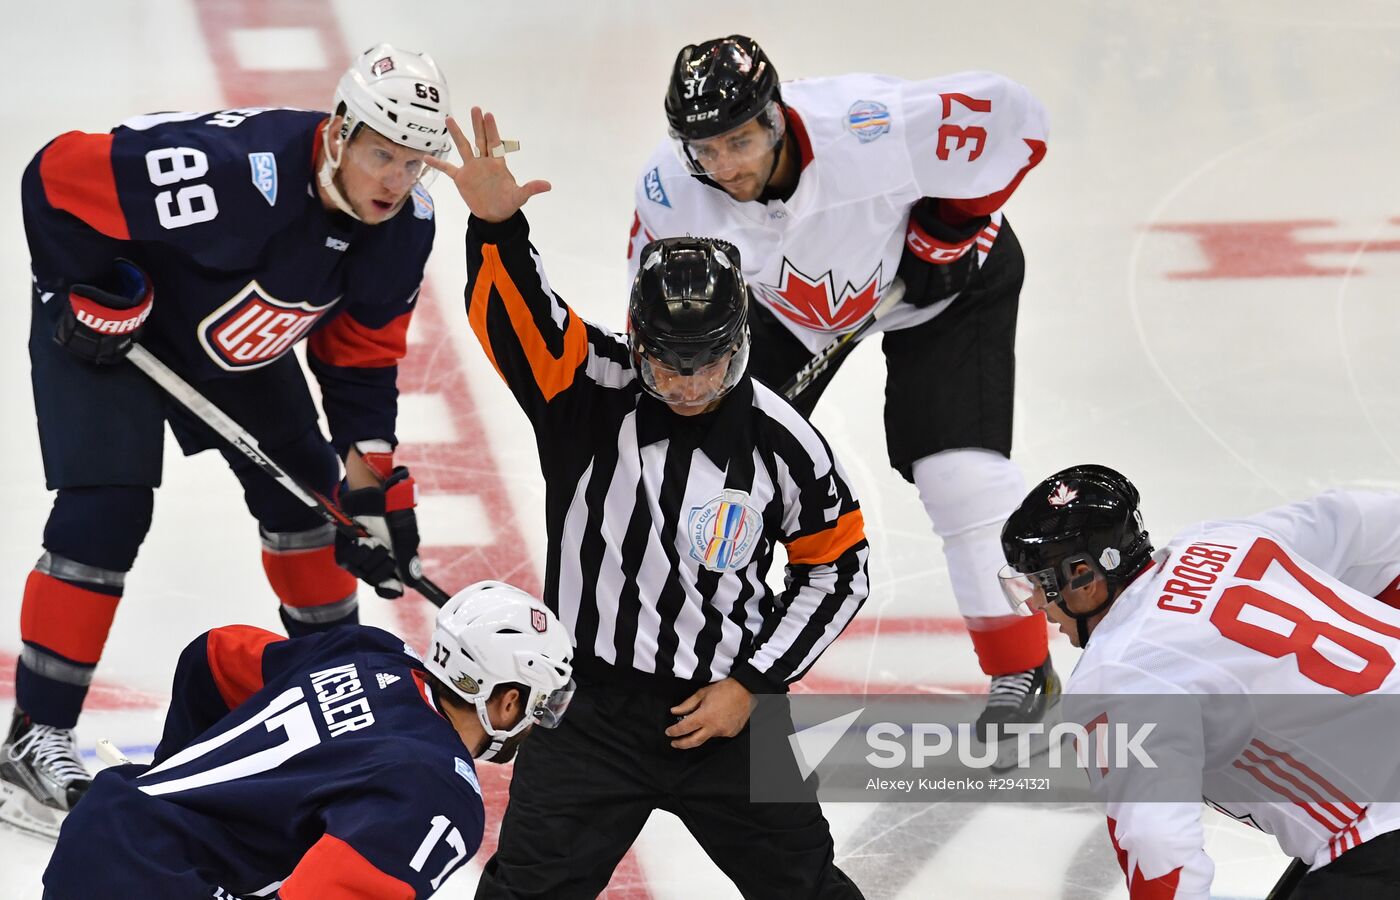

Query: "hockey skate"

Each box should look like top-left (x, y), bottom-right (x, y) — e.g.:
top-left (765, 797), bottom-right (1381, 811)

top-left (0, 709), bottom-right (92, 839)
top-left (974, 657), bottom-right (1062, 772)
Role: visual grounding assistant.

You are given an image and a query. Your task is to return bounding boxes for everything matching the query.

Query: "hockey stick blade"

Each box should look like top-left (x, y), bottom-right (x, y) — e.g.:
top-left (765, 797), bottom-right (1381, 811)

top-left (95, 739), bottom-right (133, 767)
top-left (781, 279), bottom-right (906, 401)
top-left (127, 345), bottom-right (452, 608)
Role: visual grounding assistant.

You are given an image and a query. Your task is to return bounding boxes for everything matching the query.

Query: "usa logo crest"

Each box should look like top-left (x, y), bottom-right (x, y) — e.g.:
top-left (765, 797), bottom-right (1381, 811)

top-left (531, 609), bottom-right (547, 633)
top-left (371, 56), bottom-right (395, 76)
top-left (687, 489), bottom-right (763, 572)
top-left (845, 100), bottom-right (891, 143)
top-left (643, 167), bottom-right (671, 208)
top-left (248, 152), bottom-right (277, 206)
top-left (197, 280), bottom-right (338, 372)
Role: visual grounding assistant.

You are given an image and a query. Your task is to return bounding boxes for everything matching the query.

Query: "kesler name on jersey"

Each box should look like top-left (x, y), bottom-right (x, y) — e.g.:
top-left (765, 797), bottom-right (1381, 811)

top-left (309, 663), bottom-right (377, 737)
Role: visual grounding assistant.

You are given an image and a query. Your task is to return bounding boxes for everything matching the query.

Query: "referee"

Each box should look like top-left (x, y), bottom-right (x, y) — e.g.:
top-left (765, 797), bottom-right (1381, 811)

top-left (428, 109), bottom-right (869, 899)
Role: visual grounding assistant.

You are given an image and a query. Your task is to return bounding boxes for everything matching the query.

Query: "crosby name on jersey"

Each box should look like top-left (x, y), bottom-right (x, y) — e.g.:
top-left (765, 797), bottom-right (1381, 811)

top-left (1066, 491), bottom-right (1400, 896)
top-left (630, 71), bottom-right (1047, 353)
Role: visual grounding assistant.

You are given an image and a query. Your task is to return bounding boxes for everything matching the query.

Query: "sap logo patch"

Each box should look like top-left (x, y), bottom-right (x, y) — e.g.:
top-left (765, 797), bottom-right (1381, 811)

top-left (376, 672), bottom-right (400, 689)
top-left (248, 152), bottom-right (278, 206)
top-left (644, 167), bottom-right (671, 208)
top-left (411, 184), bottom-right (434, 220)
top-left (454, 757), bottom-right (482, 797)
top-left (845, 100), bottom-right (891, 144)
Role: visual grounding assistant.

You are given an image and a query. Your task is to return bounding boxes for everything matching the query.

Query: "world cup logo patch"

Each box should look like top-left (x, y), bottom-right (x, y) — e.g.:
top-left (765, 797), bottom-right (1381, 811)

top-left (687, 489), bottom-right (762, 572)
top-left (845, 100), bottom-right (891, 143)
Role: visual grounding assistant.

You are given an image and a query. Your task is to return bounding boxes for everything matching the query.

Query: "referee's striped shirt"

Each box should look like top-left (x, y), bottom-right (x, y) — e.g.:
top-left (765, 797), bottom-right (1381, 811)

top-left (464, 212), bottom-right (869, 694)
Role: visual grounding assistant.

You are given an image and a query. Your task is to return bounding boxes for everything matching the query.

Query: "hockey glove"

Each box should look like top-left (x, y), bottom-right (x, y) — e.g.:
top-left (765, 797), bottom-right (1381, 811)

top-left (335, 466), bottom-right (423, 599)
top-left (896, 199), bottom-right (991, 308)
top-left (54, 259), bottom-right (154, 364)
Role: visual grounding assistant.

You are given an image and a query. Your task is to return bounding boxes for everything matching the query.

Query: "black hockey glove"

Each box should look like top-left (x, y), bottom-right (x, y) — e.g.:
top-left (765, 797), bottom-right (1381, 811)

top-left (54, 259), bottom-right (154, 364)
top-left (335, 466), bottom-right (423, 599)
top-left (896, 199), bottom-right (991, 308)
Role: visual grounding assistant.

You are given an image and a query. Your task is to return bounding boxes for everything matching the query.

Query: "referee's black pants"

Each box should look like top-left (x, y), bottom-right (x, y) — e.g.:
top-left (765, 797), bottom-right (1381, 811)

top-left (476, 676), bottom-right (864, 899)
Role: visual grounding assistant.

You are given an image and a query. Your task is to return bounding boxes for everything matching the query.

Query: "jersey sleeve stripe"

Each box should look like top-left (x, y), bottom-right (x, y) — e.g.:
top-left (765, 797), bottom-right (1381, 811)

top-left (785, 508), bottom-right (866, 565)
top-left (943, 137), bottom-right (1047, 218)
top-left (38, 131), bottom-right (131, 241)
top-left (280, 833), bottom-right (415, 900)
top-left (205, 625), bottom-right (284, 709)
top-left (470, 243), bottom-right (588, 401)
top-left (308, 307), bottom-right (413, 369)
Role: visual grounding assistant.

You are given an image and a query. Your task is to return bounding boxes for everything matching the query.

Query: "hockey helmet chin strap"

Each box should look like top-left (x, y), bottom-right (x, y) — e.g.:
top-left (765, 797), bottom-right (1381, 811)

top-left (1051, 592), bottom-right (1115, 648)
top-left (1053, 559), bottom-right (1153, 647)
top-left (318, 120), bottom-right (364, 222)
top-left (472, 696), bottom-right (533, 763)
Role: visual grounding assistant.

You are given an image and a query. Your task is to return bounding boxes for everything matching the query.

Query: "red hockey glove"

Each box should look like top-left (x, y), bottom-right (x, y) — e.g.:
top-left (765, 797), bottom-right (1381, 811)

top-left (334, 466), bottom-right (423, 599)
top-left (54, 259), bottom-right (154, 364)
top-left (897, 199), bottom-right (991, 308)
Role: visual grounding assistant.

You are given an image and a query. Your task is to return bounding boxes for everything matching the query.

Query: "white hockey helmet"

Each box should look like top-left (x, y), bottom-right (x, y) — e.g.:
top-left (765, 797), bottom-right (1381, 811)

top-left (333, 43), bottom-right (452, 155)
top-left (426, 581), bottom-right (575, 760)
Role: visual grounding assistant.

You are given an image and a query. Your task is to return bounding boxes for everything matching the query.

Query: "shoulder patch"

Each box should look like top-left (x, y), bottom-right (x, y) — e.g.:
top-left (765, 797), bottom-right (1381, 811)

top-left (454, 756), bottom-right (482, 797)
top-left (248, 152), bottom-right (278, 206)
top-left (643, 166), bottom-right (671, 208)
top-left (411, 183), bottom-right (434, 220)
top-left (845, 100), bottom-right (891, 144)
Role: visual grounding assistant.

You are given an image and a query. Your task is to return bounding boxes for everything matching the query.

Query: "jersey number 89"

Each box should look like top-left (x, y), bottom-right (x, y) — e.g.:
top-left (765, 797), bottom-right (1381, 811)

top-left (145, 147), bottom-right (219, 229)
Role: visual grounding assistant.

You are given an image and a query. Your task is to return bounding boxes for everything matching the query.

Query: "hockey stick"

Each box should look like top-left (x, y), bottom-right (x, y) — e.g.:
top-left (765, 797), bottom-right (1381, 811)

top-left (781, 278), bottom-right (906, 402)
top-left (1265, 858), bottom-right (1306, 899)
top-left (126, 344), bottom-right (451, 608)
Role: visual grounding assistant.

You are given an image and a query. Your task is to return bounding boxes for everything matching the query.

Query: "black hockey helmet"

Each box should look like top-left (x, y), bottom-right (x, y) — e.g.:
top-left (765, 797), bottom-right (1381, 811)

top-left (628, 237), bottom-right (750, 407)
top-left (999, 465), bottom-right (1154, 645)
top-left (665, 35), bottom-right (780, 141)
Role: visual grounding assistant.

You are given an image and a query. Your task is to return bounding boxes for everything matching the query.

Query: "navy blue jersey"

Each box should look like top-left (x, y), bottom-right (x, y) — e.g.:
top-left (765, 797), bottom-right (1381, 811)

top-left (44, 626), bottom-right (485, 899)
top-left (21, 108), bottom-right (436, 451)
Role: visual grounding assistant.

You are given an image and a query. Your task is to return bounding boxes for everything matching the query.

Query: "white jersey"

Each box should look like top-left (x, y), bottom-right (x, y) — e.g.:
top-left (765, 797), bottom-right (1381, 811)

top-left (629, 71), bottom-right (1048, 354)
top-left (1066, 490), bottom-right (1400, 898)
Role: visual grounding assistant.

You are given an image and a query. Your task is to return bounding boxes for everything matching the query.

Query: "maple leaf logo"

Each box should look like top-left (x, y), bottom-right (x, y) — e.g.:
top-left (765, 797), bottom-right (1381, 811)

top-left (1047, 482), bottom-right (1078, 507)
top-left (757, 259), bottom-right (883, 333)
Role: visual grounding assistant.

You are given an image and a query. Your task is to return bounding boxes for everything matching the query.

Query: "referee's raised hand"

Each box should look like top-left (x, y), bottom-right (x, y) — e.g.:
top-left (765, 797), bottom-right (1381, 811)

top-left (425, 107), bottom-right (551, 223)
